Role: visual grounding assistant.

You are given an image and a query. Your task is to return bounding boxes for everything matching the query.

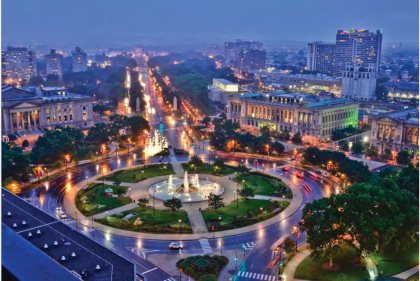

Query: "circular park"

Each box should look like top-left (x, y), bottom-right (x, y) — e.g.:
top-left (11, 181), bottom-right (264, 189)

top-left (73, 155), bottom-right (294, 236)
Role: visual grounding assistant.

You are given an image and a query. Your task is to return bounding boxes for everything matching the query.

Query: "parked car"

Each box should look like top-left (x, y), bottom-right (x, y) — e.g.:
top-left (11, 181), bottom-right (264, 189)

top-left (169, 242), bottom-right (183, 250)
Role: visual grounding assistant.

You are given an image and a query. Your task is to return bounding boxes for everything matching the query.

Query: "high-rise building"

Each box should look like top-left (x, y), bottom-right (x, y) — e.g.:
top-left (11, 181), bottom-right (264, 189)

top-left (341, 62), bottom-right (377, 100)
top-left (2, 47), bottom-right (37, 84)
top-left (45, 49), bottom-right (63, 78)
top-left (234, 49), bottom-right (266, 73)
top-left (72, 46), bottom-right (88, 72)
top-left (307, 42), bottom-right (335, 75)
top-left (224, 40), bottom-right (263, 62)
top-left (334, 29), bottom-right (382, 76)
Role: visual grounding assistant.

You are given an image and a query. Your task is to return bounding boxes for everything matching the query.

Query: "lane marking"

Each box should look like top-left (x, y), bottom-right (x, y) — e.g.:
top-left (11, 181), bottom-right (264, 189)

top-left (142, 267), bottom-right (158, 274)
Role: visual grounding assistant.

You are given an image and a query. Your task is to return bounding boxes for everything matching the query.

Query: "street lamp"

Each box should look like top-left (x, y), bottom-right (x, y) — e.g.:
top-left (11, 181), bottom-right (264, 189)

top-left (179, 219), bottom-right (182, 232)
top-left (207, 146), bottom-right (210, 167)
top-left (64, 154), bottom-right (70, 172)
top-left (86, 176), bottom-right (88, 185)
top-left (153, 187), bottom-right (157, 216)
top-left (292, 225), bottom-right (300, 252)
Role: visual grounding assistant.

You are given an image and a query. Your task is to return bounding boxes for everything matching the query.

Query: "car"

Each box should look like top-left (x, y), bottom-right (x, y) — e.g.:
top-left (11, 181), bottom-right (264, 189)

top-left (315, 171), bottom-right (322, 175)
top-left (295, 171), bottom-right (304, 178)
top-left (169, 242), bottom-right (183, 250)
top-left (56, 206), bottom-right (62, 212)
top-left (282, 167), bottom-right (289, 171)
top-left (59, 211), bottom-right (67, 220)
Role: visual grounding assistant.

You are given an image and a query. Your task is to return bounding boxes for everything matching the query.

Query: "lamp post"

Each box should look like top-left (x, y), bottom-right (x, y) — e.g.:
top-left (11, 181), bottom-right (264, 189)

top-left (86, 176), bottom-right (88, 185)
top-left (153, 187), bottom-right (156, 216)
top-left (292, 225), bottom-right (300, 252)
top-left (65, 154), bottom-right (70, 172)
top-left (235, 253), bottom-right (238, 269)
top-left (101, 168), bottom-right (105, 192)
top-left (179, 219), bottom-right (182, 232)
top-left (207, 147), bottom-right (210, 167)
top-left (44, 167), bottom-right (49, 183)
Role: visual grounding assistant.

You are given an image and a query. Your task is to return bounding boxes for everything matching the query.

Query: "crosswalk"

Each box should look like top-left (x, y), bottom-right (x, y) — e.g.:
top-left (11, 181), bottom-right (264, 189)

top-left (126, 247), bottom-right (160, 259)
top-left (162, 278), bottom-right (176, 281)
top-left (199, 239), bottom-right (213, 253)
top-left (236, 271), bottom-right (277, 280)
top-left (61, 219), bottom-right (75, 225)
top-left (244, 242), bottom-right (256, 250)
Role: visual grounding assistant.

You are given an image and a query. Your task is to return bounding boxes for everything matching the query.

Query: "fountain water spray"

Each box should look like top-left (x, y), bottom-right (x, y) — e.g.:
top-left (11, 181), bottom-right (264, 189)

top-left (184, 171), bottom-right (189, 193)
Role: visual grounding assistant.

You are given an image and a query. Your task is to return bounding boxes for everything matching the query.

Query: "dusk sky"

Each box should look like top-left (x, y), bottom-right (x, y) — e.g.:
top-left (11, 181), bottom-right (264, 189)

top-left (2, 0), bottom-right (419, 47)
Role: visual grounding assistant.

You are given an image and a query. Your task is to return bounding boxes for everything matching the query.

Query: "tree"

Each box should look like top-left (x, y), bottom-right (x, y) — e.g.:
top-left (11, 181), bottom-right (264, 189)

top-left (113, 180), bottom-right (122, 188)
top-left (236, 163), bottom-right (251, 176)
top-left (114, 187), bottom-right (126, 198)
top-left (27, 76), bottom-right (45, 86)
top-left (3, 177), bottom-right (21, 194)
top-left (163, 197), bottom-right (182, 212)
top-left (365, 146), bottom-right (378, 158)
top-left (123, 116), bottom-right (150, 141)
top-left (21, 140), bottom-right (30, 148)
top-left (338, 140), bottom-right (349, 151)
top-left (381, 148), bottom-right (393, 161)
top-left (85, 123), bottom-right (112, 146)
top-left (397, 150), bottom-right (411, 166)
top-left (351, 142), bottom-right (364, 155)
top-left (207, 192), bottom-right (225, 212)
top-left (137, 198), bottom-right (149, 208)
top-left (270, 141), bottom-right (285, 156)
top-left (396, 163), bottom-right (419, 198)
top-left (283, 237), bottom-right (296, 254)
top-left (189, 154), bottom-right (203, 166)
top-left (238, 185), bottom-right (255, 201)
top-left (7, 134), bottom-right (17, 141)
top-left (299, 195), bottom-right (346, 268)
top-left (202, 116), bottom-right (211, 126)
top-left (2, 144), bottom-right (30, 182)
top-left (291, 132), bottom-right (302, 144)
top-left (375, 84), bottom-right (389, 101)
top-left (277, 130), bottom-right (290, 141)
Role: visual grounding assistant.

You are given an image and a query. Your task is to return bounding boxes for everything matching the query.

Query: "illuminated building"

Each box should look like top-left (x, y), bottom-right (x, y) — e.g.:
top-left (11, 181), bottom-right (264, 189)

top-left (307, 42), bottom-right (335, 75)
top-left (276, 73), bottom-right (341, 95)
top-left (334, 29), bottom-right (382, 76)
top-left (72, 46), bottom-right (88, 72)
top-left (208, 78), bottom-right (247, 103)
top-left (233, 49), bottom-right (266, 73)
top-left (224, 40), bottom-right (263, 62)
top-left (45, 49), bottom-right (63, 78)
top-left (2, 47), bottom-right (37, 84)
top-left (383, 81), bottom-right (419, 102)
top-left (1, 85), bottom-right (93, 136)
top-left (227, 92), bottom-right (359, 142)
top-left (370, 108), bottom-right (419, 159)
top-left (341, 62), bottom-right (377, 100)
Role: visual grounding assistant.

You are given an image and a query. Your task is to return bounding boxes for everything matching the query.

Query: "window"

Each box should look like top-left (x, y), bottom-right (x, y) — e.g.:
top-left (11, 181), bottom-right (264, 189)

top-left (46, 109), bottom-right (50, 114)
top-left (47, 116), bottom-right (50, 123)
top-left (58, 115), bottom-right (62, 122)
top-left (83, 112), bottom-right (87, 120)
top-left (64, 114), bottom-right (67, 122)
top-left (53, 116), bottom-right (56, 123)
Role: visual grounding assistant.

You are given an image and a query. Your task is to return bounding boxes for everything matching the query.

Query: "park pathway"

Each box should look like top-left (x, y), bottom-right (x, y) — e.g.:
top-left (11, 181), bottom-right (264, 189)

top-left (184, 206), bottom-right (209, 234)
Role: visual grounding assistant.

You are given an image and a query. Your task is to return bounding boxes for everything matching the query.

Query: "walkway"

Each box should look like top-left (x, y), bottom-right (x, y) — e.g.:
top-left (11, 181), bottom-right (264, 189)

top-left (392, 265), bottom-right (419, 279)
top-left (281, 249), bottom-right (310, 281)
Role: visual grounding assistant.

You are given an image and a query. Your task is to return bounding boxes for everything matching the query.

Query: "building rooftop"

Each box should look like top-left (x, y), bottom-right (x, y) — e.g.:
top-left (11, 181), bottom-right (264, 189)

top-left (383, 81), bottom-right (419, 91)
top-left (281, 73), bottom-right (341, 81)
top-left (213, 78), bottom-right (236, 85)
top-left (306, 98), bottom-right (353, 108)
top-left (1, 189), bottom-right (135, 281)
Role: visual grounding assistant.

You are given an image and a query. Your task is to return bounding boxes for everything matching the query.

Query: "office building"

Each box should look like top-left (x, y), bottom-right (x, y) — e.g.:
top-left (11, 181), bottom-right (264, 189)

top-left (341, 62), bottom-right (377, 100)
top-left (234, 49), bottom-right (266, 73)
top-left (334, 29), bottom-right (382, 76)
top-left (2, 85), bottom-right (94, 136)
top-left (72, 46), bottom-right (88, 72)
top-left (45, 49), bottom-right (63, 78)
top-left (370, 108), bottom-right (419, 159)
top-left (224, 40), bottom-right (263, 61)
top-left (277, 73), bottom-right (342, 95)
top-left (227, 92), bottom-right (359, 143)
top-left (383, 81), bottom-right (419, 101)
top-left (307, 42), bottom-right (335, 75)
top-left (2, 47), bottom-right (37, 84)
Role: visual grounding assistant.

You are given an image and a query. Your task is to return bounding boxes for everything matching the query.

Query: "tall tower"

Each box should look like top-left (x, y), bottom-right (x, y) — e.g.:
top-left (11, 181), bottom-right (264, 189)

top-left (307, 42), bottom-right (336, 75)
top-left (45, 49), bottom-right (63, 78)
top-left (72, 47), bottom-right (88, 72)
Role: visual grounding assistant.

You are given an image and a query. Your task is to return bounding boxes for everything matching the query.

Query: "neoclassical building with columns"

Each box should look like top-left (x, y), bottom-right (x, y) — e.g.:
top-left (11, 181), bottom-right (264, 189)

top-left (370, 108), bottom-right (419, 159)
top-left (226, 92), bottom-right (359, 142)
top-left (2, 85), bottom-right (93, 137)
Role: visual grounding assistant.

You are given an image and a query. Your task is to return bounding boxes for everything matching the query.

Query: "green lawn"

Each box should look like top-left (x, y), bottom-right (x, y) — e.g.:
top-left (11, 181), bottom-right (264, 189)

top-left (294, 243), bottom-right (370, 281)
top-left (374, 239), bottom-right (419, 277)
top-left (96, 206), bottom-right (192, 234)
top-left (76, 183), bottom-right (132, 216)
top-left (182, 163), bottom-right (236, 176)
top-left (99, 163), bottom-right (174, 183)
top-left (236, 173), bottom-right (292, 198)
top-left (201, 198), bottom-right (289, 231)
top-left (76, 145), bottom-right (96, 161)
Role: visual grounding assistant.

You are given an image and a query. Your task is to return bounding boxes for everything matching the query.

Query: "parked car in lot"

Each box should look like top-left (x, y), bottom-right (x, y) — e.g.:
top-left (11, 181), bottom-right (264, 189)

top-left (169, 242), bottom-right (183, 250)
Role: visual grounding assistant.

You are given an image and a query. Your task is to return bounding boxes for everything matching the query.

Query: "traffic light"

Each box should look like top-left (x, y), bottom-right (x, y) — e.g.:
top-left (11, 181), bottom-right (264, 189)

top-left (279, 262), bottom-right (283, 267)
top-left (235, 256), bottom-right (238, 261)
top-left (242, 244), bottom-right (246, 249)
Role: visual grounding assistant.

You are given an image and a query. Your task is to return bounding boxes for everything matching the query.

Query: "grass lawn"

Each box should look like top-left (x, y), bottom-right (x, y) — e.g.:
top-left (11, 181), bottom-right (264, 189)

top-left (236, 173), bottom-right (292, 198)
top-left (182, 163), bottom-right (235, 176)
top-left (201, 198), bottom-right (289, 231)
top-left (99, 163), bottom-right (174, 183)
top-left (374, 239), bottom-right (419, 277)
top-left (96, 206), bottom-right (192, 234)
top-left (76, 145), bottom-right (96, 161)
top-left (76, 183), bottom-right (132, 216)
top-left (294, 243), bottom-right (370, 281)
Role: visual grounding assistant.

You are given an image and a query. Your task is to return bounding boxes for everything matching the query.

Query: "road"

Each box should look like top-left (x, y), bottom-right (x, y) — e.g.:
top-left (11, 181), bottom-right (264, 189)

top-left (19, 69), bottom-right (328, 281)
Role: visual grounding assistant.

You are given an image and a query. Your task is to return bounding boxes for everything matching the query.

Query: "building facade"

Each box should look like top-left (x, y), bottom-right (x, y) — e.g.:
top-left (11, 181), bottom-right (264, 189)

top-left (307, 42), bottom-right (335, 75)
top-left (45, 49), bottom-right (63, 78)
top-left (370, 108), bottom-right (419, 159)
top-left (72, 47), bottom-right (88, 72)
top-left (227, 93), bottom-right (359, 142)
top-left (334, 29), bottom-right (382, 76)
top-left (234, 49), bottom-right (266, 73)
top-left (2, 85), bottom-right (93, 136)
top-left (208, 78), bottom-right (243, 103)
top-left (2, 47), bottom-right (37, 84)
top-left (278, 73), bottom-right (342, 95)
top-left (341, 62), bottom-right (377, 100)
top-left (224, 40), bottom-right (263, 62)
top-left (382, 81), bottom-right (419, 101)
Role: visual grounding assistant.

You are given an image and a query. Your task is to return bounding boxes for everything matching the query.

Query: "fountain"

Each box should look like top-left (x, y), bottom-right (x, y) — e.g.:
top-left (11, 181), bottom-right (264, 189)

top-left (148, 174), bottom-right (224, 203)
top-left (184, 171), bottom-right (189, 193)
top-left (145, 130), bottom-right (168, 157)
top-left (168, 175), bottom-right (173, 190)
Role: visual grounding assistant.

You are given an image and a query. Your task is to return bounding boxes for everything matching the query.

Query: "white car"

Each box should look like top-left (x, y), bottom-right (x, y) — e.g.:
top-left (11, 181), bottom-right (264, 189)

top-left (169, 242), bottom-right (183, 250)
top-left (56, 206), bottom-right (62, 212)
top-left (59, 211), bottom-right (67, 220)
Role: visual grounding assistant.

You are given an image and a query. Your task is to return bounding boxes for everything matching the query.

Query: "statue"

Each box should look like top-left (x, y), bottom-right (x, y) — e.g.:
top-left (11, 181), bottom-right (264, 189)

top-left (136, 97), bottom-right (141, 112)
top-left (173, 96), bottom-right (177, 111)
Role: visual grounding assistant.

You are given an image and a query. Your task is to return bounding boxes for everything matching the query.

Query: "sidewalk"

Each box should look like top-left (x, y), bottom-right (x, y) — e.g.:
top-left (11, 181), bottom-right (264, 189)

top-left (281, 249), bottom-right (310, 281)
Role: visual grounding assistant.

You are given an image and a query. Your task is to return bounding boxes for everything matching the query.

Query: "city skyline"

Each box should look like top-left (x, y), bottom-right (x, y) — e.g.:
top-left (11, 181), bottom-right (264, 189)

top-left (2, 0), bottom-right (419, 48)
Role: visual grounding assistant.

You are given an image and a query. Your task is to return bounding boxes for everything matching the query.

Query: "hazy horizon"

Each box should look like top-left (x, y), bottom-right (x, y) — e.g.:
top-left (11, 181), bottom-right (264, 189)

top-left (2, 0), bottom-right (419, 49)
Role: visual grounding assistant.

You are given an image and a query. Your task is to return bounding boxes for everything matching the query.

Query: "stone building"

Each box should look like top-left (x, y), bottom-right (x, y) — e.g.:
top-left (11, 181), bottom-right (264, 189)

top-left (2, 85), bottom-right (93, 137)
top-left (227, 92), bottom-right (359, 143)
top-left (370, 108), bottom-right (419, 159)
top-left (341, 62), bottom-right (377, 100)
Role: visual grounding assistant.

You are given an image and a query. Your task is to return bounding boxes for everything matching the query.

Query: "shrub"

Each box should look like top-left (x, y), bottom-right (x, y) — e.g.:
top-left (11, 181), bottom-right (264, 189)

top-left (199, 274), bottom-right (217, 281)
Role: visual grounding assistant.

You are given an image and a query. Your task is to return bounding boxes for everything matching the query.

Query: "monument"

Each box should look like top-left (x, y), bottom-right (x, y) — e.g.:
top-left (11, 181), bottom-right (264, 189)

top-left (136, 97), bottom-right (141, 112)
top-left (173, 96), bottom-right (177, 111)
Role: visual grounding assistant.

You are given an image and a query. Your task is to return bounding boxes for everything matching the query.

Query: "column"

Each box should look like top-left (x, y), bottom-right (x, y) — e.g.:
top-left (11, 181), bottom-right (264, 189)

top-left (9, 113), bottom-right (14, 132)
top-left (34, 110), bottom-right (37, 128)
top-left (21, 112), bottom-right (25, 130)
top-left (410, 127), bottom-right (414, 144)
top-left (28, 111), bottom-right (32, 129)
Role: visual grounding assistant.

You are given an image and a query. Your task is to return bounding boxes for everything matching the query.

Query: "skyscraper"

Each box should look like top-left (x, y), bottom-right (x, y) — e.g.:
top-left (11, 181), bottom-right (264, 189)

top-left (334, 29), bottom-right (382, 76)
top-left (307, 42), bottom-right (335, 75)
top-left (224, 40), bottom-right (263, 62)
top-left (72, 46), bottom-right (88, 72)
top-left (45, 49), bottom-right (63, 78)
top-left (2, 47), bottom-right (37, 84)
top-left (234, 49), bottom-right (266, 73)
